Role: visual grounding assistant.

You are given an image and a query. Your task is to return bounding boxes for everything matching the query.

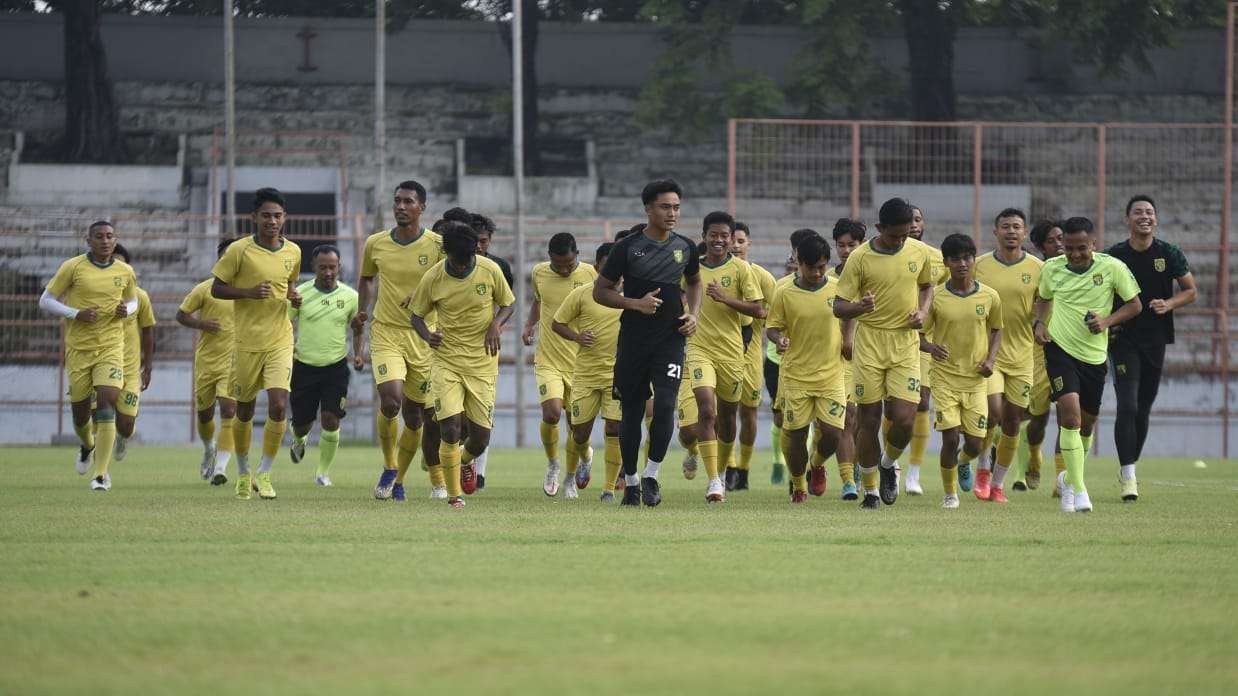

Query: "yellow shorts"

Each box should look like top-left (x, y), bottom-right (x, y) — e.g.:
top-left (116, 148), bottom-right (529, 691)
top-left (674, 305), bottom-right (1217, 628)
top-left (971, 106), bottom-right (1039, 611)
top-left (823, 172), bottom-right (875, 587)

top-left (686, 354), bottom-right (744, 404)
top-left (987, 367), bottom-right (1032, 409)
top-left (118, 368), bottom-right (141, 418)
top-left (777, 383), bottom-right (847, 431)
top-left (1029, 351), bottom-right (1050, 417)
top-left (370, 321), bottom-right (433, 404)
top-left (66, 345), bottom-right (125, 403)
top-left (919, 352), bottom-right (933, 390)
top-left (535, 365), bottom-right (571, 404)
top-left (194, 357), bottom-right (235, 411)
top-left (933, 384), bottom-right (989, 437)
top-left (233, 345), bottom-right (293, 403)
top-left (570, 384), bottom-right (621, 425)
top-left (677, 377), bottom-right (699, 428)
top-left (852, 327), bottom-right (921, 405)
top-left (740, 344), bottom-right (764, 408)
top-left (431, 364), bottom-right (496, 428)
top-left (843, 359), bottom-right (855, 405)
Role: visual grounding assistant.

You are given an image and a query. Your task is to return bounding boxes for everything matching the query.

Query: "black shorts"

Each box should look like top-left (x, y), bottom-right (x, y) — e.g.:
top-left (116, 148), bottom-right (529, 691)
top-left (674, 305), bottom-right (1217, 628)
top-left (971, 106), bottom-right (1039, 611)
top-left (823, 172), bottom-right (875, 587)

top-left (291, 359), bottom-right (350, 425)
top-left (1044, 341), bottom-right (1107, 415)
top-left (1109, 334), bottom-right (1166, 387)
top-left (763, 357), bottom-right (781, 404)
top-left (612, 332), bottom-right (685, 403)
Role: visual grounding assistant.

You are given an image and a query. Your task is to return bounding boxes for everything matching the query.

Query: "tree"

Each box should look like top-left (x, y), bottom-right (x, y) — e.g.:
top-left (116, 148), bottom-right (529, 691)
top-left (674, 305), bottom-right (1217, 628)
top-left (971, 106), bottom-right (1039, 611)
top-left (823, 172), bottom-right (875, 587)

top-left (58, 0), bottom-right (129, 163)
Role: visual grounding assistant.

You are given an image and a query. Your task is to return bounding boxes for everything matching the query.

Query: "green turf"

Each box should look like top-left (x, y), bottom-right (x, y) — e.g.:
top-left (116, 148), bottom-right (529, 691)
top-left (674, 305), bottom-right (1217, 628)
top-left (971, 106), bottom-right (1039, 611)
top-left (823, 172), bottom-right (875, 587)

top-left (1, 444), bottom-right (1235, 695)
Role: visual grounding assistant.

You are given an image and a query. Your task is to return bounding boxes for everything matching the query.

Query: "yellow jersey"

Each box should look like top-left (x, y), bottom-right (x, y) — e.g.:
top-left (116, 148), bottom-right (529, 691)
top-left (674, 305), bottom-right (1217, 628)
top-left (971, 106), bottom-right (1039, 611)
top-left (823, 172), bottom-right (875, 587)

top-left (211, 235), bottom-right (301, 353)
top-left (835, 237), bottom-right (935, 331)
top-left (922, 281), bottom-right (1004, 390)
top-left (179, 279), bottom-right (235, 369)
top-left (766, 276), bottom-right (844, 392)
top-left (689, 255), bottom-right (763, 363)
top-left (925, 243), bottom-right (948, 284)
top-left (46, 253), bottom-right (138, 352)
top-left (531, 261), bottom-right (598, 373)
top-left (746, 262), bottom-right (777, 353)
top-left (410, 256), bottom-right (516, 375)
top-left (975, 251), bottom-right (1043, 373)
top-left (552, 283), bottom-right (621, 389)
top-left (360, 227), bottom-right (443, 328)
top-left (123, 287), bottom-right (157, 374)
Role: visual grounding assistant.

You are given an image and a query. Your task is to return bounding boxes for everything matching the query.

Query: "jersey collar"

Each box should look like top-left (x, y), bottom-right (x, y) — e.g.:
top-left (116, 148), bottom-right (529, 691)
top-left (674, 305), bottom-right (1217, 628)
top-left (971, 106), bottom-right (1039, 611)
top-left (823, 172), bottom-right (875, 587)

top-left (701, 253), bottom-right (732, 269)
top-left (251, 233), bottom-right (285, 252)
top-left (992, 250), bottom-right (1027, 266)
top-left (945, 280), bottom-right (980, 297)
top-left (389, 227), bottom-right (426, 246)
top-left (85, 252), bottom-right (115, 269)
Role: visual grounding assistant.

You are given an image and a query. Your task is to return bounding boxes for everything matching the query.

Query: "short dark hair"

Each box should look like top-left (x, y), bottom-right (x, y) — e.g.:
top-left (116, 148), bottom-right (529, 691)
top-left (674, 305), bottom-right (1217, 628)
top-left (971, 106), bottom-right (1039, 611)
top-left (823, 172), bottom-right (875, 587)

top-left (431, 218), bottom-right (451, 234)
top-left (596, 242), bottom-right (615, 264)
top-left (789, 228), bottom-right (821, 250)
top-left (472, 213), bottom-right (496, 236)
top-left (253, 187), bottom-right (286, 211)
top-left (312, 244), bottom-right (340, 260)
top-left (994, 207), bottom-right (1026, 226)
top-left (88, 220), bottom-right (114, 235)
top-left (796, 234), bottom-right (831, 265)
top-left (1029, 220), bottom-right (1059, 249)
top-left (733, 221), bottom-right (751, 237)
top-left (442, 206), bottom-right (472, 224)
top-left (702, 211), bottom-right (735, 234)
top-left (441, 220), bottom-right (478, 260)
top-left (1062, 216), bottom-right (1094, 236)
top-left (217, 237), bottom-right (237, 258)
top-left (641, 179), bottom-right (684, 206)
top-left (394, 180), bottom-right (427, 204)
top-left (548, 232), bottom-right (577, 256)
top-left (1125, 194), bottom-right (1156, 216)
top-left (112, 243), bottom-right (130, 263)
top-left (941, 233), bottom-right (976, 260)
top-left (831, 218), bottom-right (867, 243)
top-left (878, 198), bottom-right (914, 226)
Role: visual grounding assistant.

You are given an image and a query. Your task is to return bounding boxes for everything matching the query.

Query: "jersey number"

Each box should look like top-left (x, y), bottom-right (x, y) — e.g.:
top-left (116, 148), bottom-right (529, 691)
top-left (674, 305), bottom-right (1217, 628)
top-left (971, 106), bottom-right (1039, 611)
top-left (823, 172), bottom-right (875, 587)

top-left (667, 363), bottom-right (682, 379)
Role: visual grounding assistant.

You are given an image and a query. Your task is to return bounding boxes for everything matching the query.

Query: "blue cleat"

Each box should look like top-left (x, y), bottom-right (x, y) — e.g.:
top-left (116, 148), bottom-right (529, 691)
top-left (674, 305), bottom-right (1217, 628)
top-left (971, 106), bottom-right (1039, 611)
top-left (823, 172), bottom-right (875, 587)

top-left (373, 469), bottom-right (398, 499)
top-left (841, 481), bottom-right (859, 501)
top-left (392, 483), bottom-right (406, 502)
top-left (958, 463), bottom-right (974, 493)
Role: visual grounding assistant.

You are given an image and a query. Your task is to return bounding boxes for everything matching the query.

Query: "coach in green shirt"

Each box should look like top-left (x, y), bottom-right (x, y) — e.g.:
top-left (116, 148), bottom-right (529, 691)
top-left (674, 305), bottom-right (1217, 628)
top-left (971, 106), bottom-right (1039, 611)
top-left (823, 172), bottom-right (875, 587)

top-left (289, 244), bottom-right (362, 485)
top-left (1033, 217), bottom-right (1142, 514)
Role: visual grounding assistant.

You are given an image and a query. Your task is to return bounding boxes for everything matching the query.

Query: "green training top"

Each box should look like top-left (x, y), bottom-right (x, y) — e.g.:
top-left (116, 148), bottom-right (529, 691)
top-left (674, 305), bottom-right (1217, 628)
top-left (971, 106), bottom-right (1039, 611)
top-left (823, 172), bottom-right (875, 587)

top-left (1037, 252), bottom-right (1140, 365)
top-left (290, 280), bottom-right (359, 367)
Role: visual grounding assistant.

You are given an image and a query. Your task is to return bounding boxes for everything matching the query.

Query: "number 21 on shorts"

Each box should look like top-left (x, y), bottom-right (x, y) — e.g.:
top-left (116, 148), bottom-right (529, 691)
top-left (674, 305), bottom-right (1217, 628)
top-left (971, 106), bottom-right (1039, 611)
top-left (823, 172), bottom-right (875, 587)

top-left (666, 363), bottom-right (682, 379)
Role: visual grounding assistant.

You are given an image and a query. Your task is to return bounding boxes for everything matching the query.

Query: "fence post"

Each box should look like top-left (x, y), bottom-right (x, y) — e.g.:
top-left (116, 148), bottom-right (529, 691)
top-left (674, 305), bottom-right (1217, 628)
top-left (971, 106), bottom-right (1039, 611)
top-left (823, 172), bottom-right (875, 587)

top-left (727, 119), bottom-right (737, 217)
top-left (1220, 1), bottom-right (1235, 458)
top-left (1097, 125), bottom-right (1107, 248)
top-left (972, 123), bottom-right (983, 242)
top-left (850, 122), bottom-right (861, 219)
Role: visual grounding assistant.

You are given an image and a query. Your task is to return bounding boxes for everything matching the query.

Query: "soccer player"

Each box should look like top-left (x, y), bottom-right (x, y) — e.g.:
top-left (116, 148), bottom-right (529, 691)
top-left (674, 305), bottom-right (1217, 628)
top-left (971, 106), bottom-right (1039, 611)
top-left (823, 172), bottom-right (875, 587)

top-left (728, 221), bottom-right (777, 490)
top-left (356, 181), bottom-right (445, 502)
top-left (410, 221), bottom-right (515, 509)
top-left (595, 179), bottom-right (701, 507)
top-left (900, 204), bottom-right (946, 495)
top-left (766, 235), bottom-right (846, 503)
top-left (974, 208), bottom-right (1043, 503)
top-left (522, 232), bottom-right (598, 496)
top-left (474, 213), bottom-right (516, 293)
top-left (920, 234), bottom-right (1003, 509)
top-left (679, 212), bottom-right (764, 502)
top-left (1017, 221), bottom-right (1066, 493)
top-left (833, 198), bottom-right (935, 509)
top-left (552, 242), bottom-right (623, 500)
top-left (1107, 195), bottom-right (1196, 501)
top-left (39, 221), bottom-right (137, 491)
top-left (211, 187), bottom-right (302, 501)
top-left (828, 219), bottom-right (865, 500)
top-left (177, 238), bottom-right (237, 484)
top-left (110, 243), bottom-right (156, 463)
top-left (1033, 217), bottom-right (1142, 513)
top-left (288, 245), bottom-right (363, 486)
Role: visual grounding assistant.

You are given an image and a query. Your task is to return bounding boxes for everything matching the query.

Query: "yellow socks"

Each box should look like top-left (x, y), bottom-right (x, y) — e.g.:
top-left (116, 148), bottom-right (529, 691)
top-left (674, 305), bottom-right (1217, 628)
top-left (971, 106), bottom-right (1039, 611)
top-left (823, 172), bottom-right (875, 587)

top-left (565, 437), bottom-right (580, 476)
top-left (93, 410), bottom-right (117, 477)
top-left (262, 418), bottom-right (286, 459)
top-left (377, 414), bottom-right (399, 470)
top-left (791, 473), bottom-right (807, 493)
top-left (883, 435), bottom-right (906, 464)
top-left (428, 462), bottom-right (446, 488)
top-left (73, 418), bottom-right (95, 451)
top-left (699, 439), bottom-right (719, 480)
top-left (860, 466), bottom-right (879, 492)
top-left (719, 439), bottom-right (735, 472)
top-left (910, 410), bottom-right (930, 466)
top-left (217, 416), bottom-right (235, 455)
top-left (838, 460), bottom-right (855, 484)
top-left (738, 443), bottom-right (753, 471)
top-left (234, 418), bottom-right (254, 458)
top-left (941, 464), bottom-right (958, 495)
top-left (199, 417), bottom-right (216, 444)
top-left (604, 436), bottom-right (621, 493)
top-left (439, 440), bottom-right (462, 497)
top-left (395, 425), bottom-right (422, 484)
top-left (540, 421), bottom-right (560, 461)
top-left (994, 432), bottom-right (1018, 487)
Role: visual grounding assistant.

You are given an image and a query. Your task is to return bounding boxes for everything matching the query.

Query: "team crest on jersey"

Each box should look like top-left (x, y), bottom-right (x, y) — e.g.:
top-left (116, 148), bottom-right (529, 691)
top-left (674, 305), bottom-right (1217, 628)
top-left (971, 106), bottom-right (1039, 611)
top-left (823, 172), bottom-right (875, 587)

top-left (1154, 258), bottom-right (1166, 272)
top-left (673, 249), bottom-right (684, 263)
top-left (908, 262), bottom-right (918, 273)
top-left (418, 255), bottom-right (429, 265)
top-left (1092, 273), bottom-right (1104, 286)
top-left (284, 259), bottom-right (294, 272)
top-left (336, 299), bottom-right (345, 309)
top-left (475, 283), bottom-right (487, 295)
top-left (1021, 273), bottom-right (1032, 284)
top-left (113, 277), bottom-right (123, 287)
top-left (573, 281), bottom-right (584, 288)
top-left (975, 305), bottom-right (986, 316)
top-left (721, 276), bottom-right (732, 288)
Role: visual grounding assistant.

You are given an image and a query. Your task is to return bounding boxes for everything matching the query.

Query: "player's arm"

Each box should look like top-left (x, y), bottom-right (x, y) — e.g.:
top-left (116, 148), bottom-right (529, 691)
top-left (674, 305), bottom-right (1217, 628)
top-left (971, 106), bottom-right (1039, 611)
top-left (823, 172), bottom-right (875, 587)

top-left (1032, 294), bottom-right (1052, 345)
top-left (411, 313), bottom-right (441, 348)
top-left (765, 327), bottom-right (790, 354)
top-left (212, 277), bottom-right (270, 301)
top-left (487, 304), bottom-right (515, 356)
top-left (350, 306), bottom-right (366, 371)
top-left (908, 282), bottom-right (932, 329)
top-left (594, 275), bottom-right (659, 313)
top-left (705, 285), bottom-right (765, 318)
top-left (1153, 271), bottom-right (1197, 315)
top-left (1091, 295), bottom-right (1142, 334)
top-left (176, 310), bottom-right (219, 333)
top-left (140, 325), bottom-right (155, 390)
top-left (522, 292), bottom-right (541, 345)
top-left (39, 289), bottom-right (95, 322)
top-left (354, 274), bottom-right (375, 331)
top-left (978, 328), bottom-right (1001, 377)
top-left (840, 317), bottom-right (856, 360)
top-left (680, 271), bottom-right (702, 336)
top-left (833, 294), bottom-right (875, 319)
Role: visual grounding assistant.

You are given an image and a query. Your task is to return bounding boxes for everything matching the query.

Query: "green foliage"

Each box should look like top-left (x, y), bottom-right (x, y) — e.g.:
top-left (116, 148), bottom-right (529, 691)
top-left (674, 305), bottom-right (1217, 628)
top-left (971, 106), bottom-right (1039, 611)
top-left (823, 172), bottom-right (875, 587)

top-left (1048, 0), bottom-right (1227, 76)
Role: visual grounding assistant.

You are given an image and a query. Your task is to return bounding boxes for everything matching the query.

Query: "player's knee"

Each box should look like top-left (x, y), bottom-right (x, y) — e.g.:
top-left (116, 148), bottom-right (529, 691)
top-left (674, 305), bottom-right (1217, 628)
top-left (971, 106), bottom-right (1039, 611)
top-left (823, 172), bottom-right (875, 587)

top-left (603, 421), bottom-right (620, 438)
top-left (940, 431), bottom-right (959, 455)
top-left (540, 403), bottom-right (562, 425)
top-left (439, 418), bottom-right (462, 444)
top-left (320, 412), bottom-right (340, 431)
top-left (468, 427), bottom-right (491, 452)
top-left (116, 415), bottom-right (135, 438)
top-left (379, 401), bottom-right (400, 418)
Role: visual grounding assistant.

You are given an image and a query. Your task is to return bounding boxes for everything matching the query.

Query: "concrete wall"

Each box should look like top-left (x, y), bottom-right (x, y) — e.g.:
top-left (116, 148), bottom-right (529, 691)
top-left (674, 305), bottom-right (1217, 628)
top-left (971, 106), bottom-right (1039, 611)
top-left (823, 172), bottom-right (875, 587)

top-left (0, 13), bottom-right (1225, 95)
top-left (7, 163), bottom-right (184, 207)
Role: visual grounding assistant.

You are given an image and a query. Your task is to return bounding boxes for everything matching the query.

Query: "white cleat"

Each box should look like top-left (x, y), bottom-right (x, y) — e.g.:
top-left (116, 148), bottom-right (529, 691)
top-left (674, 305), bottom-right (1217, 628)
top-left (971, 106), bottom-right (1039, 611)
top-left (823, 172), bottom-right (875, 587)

top-left (905, 467), bottom-right (924, 496)
top-left (563, 476), bottom-right (579, 499)
top-left (706, 477), bottom-right (726, 503)
top-left (1058, 471), bottom-right (1075, 513)
top-left (113, 436), bottom-right (127, 462)
top-left (210, 460), bottom-right (229, 486)
top-left (682, 452), bottom-right (699, 480)
top-left (75, 446), bottom-right (94, 476)
top-left (90, 475), bottom-right (108, 491)
top-left (941, 493), bottom-right (959, 509)
top-left (430, 486), bottom-right (448, 500)
top-left (289, 438), bottom-right (306, 464)
top-left (315, 475), bottom-right (332, 487)
top-left (543, 461), bottom-right (561, 497)
top-left (200, 443), bottom-right (216, 480)
top-left (1072, 489), bottom-right (1093, 513)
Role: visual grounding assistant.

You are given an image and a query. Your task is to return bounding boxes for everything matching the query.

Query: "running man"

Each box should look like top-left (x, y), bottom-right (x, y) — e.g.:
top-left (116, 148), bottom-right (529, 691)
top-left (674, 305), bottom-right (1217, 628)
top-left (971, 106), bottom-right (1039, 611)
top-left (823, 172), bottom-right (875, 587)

top-left (833, 198), bottom-right (935, 509)
top-left (522, 232), bottom-right (598, 496)
top-left (1033, 216), bottom-right (1142, 513)
top-left (410, 221), bottom-right (515, 509)
top-left (211, 187), bottom-right (302, 501)
top-left (552, 242), bottom-right (623, 501)
top-left (1016, 221), bottom-right (1066, 493)
top-left (828, 219), bottom-right (865, 500)
top-left (901, 204), bottom-right (947, 495)
top-left (288, 245), bottom-right (363, 486)
top-left (39, 221), bottom-right (138, 491)
top-left (110, 243), bottom-right (156, 464)
top-left (594, 179), bottom-right (701, 507)
top-left (920, 234), bottom-right (1003, 509)
top-left (177, 238), bottom-right (237, 484)
top-left (728, 221), bottom-right (777, 490)
top-left (1107, 195), bottom-right (1195, 502)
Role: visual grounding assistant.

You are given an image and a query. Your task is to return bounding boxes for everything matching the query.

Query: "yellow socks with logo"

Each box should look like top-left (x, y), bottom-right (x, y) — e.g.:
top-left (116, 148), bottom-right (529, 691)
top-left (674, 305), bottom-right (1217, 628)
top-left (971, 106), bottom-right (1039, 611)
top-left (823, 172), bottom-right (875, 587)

top-left (395, 425), bottom-right (422, 484)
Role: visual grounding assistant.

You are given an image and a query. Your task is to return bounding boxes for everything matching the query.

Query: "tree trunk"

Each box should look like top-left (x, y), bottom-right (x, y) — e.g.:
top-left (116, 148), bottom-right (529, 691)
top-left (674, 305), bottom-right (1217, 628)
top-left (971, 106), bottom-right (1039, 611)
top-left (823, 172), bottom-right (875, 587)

top-left (62, 0), bottom-right (128, 163)
top-left (899, 0), bottom-right (957, 122)
top-left (498, 0), bottom-right (542, 176)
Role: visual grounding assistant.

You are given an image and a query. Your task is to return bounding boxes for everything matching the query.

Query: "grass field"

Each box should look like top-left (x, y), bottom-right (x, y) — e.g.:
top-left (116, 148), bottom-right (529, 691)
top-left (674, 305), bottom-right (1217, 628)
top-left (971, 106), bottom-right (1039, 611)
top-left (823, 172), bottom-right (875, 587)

top-left (1, 444), bottom-right (1236, 695)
